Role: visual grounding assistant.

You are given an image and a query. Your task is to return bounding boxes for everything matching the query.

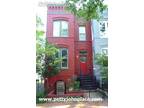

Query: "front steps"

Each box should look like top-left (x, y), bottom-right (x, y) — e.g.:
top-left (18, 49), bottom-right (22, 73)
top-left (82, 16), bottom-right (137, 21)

top-left (79, 75), bottom-right (97, 90)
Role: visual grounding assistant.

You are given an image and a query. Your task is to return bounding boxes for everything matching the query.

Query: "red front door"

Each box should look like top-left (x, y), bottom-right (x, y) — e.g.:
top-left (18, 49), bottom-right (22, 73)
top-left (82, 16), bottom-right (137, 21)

top-left (80, 56), bottom-right (87, 75)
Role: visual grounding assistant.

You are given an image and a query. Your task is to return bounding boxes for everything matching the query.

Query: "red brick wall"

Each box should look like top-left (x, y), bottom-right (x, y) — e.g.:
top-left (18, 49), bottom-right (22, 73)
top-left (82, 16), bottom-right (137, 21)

top-left (46, 4), bottom-right (93, 91)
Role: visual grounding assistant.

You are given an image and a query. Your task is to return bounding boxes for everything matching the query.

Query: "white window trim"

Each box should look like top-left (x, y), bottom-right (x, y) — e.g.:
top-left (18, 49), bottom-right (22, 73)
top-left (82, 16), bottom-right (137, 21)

top-left (101, 48), bottom-right (108, 56)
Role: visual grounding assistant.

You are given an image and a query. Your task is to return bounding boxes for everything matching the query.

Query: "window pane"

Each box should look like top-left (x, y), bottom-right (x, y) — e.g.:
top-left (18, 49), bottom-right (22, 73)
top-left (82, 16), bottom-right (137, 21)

top-left (79, 50), bottom-right (87, 55)
top-left (61, 21), bottom-right (68, 37)
top-left (79, 34), bottom-right (86, 41)
top-left (100, 22), bottom-right (105, 32)
top-left (80, 57), bottom-right (87, 62)
top-left (62, 59), bottom-right (67, 68)
top-left (99, 21), bottom-right (108, 37)
top-left (79, 26), bottom-right (86, 41)
top-left (62, 49), bottom-right (67, 57)
top-left (79, 27), bottom-right (85, 33)
top-left (53, 21), bottom-right (60, 37)
top-left (102, 49), bottom-right (108, 55)
top-left (60, 48), bottom-right (68, 68)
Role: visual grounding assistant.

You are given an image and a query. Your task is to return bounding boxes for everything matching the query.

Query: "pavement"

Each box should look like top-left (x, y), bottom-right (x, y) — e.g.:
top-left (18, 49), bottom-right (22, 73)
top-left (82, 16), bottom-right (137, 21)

top-left (36, 101), bottom-right (108, 108)
top-left (37, 90), bottom-right (108, 108)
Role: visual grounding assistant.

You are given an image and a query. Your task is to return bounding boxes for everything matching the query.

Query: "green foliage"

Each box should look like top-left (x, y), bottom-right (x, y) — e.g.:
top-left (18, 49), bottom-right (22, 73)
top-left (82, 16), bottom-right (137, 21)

top-left (95, 53), bottom-right (108, 66)
top-left (43, 42), bottom-right (61, 77)
top-left (36, 91), bottom-right (45, 104)
top-left (95, 53), bottom-right (108, 89)
top-left (65, 0), bottom-right (107, 21)
top-left (68, 80), bottom-right (80, 91)
top-left (36, 16), bottom-right (61, 78)
top-left (74, 81), bottom-right (80, 90)
top-left (36, 16), bottom-right (45, 76)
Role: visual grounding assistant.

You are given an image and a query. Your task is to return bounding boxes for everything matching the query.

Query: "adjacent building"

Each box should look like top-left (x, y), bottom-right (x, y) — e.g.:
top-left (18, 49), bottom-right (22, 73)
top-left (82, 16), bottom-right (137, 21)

top-left (91, 8), bottom-right (108, 87)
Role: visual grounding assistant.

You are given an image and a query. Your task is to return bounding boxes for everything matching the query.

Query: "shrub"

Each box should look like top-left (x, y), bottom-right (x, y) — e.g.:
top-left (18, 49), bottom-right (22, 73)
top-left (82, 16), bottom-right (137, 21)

top-left (36, 91), bottom-right (45, 104)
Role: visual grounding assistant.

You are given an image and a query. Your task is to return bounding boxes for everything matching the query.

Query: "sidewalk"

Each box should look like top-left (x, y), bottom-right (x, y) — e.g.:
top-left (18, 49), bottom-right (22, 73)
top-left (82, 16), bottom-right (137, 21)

top-left (37, 90), bottom-right (108, 108)
top-left (36, 101), bottom-right (108, 108)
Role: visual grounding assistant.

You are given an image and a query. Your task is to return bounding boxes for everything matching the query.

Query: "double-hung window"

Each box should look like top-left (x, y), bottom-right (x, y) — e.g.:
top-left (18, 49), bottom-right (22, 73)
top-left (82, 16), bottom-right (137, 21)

top-left (79, 26), bottom-right (86, 41)
top-left (53, 20), bottom-right (68, 37)
top-left (56, 48), bottom-right (68, 69)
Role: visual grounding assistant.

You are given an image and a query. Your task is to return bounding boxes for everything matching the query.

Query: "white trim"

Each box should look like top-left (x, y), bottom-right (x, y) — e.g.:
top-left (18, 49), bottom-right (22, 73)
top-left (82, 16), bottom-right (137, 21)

top-left (101, 48), bottom-right (108, 56)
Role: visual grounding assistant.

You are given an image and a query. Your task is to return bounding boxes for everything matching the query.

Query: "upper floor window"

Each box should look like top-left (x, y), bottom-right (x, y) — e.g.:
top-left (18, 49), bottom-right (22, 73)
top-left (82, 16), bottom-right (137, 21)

top-left (79, 26), bottom-right (86, 41)
top-left (53, 20), bottom-right (68, 37)
top-left (99, 21), bottom-right (108, 38)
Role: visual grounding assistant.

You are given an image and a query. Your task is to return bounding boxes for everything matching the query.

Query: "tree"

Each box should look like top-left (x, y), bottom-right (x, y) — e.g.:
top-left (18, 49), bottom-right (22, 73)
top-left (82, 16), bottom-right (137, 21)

top-left (36, 16), bottom-right (45, 77)
top-left (65, 0), bottom-right (107, 21)
top-left (43, 42), bottom-right (62, 78)
top-left (36, 16), bottom-right (61, 78)
top-left (95, 53), bottom-right (108, 90)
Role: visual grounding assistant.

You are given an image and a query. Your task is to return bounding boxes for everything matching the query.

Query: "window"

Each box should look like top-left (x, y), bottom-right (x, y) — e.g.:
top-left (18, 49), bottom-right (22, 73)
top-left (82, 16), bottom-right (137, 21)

top-left (53, 21), bottom-right (68, 37)
top-left (56, 81), bottom-right (65, 95)
top-left (79, 26), bottom-right (86, 41)
top-left (61, 48), bottom-right (68, 68)
top-left (56, 48), bottom-right (68, 69)
top-left (79, 50), bottom-right (87, 55)
top-left (99, 21), bottom-right (108, 37)
top-left (80, 56), bottom-right (87, 62)
top-left (101, 48), bottom-right (108, 55)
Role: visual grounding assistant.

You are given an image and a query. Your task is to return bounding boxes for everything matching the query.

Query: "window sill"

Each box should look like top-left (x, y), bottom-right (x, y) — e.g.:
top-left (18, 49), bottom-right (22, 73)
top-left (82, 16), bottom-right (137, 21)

top-left (61, 68), bottom-right (68, 70)
top-left (79, 40), bottom-right (86, 41)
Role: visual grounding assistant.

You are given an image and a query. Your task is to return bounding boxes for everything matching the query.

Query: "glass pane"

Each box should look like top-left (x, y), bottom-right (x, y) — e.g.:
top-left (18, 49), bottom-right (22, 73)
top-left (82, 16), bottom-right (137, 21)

top-left (80, 57), bottom-right (87, 62)
top-left (79, 34), bottom-right (86, 41)
top-left (99, 21), bottom-right (108, 36)
top-left (53, 21), bottom-right (60, 37)
top-left (79, 50), bottom-right (87, 55)
top-left (102, 49), bottom-right (108, 55)
top-left (62, 59), bottom-right (67, 68)
top-left (61, 21), bottom-right (68, 36)
top-left (79, 26), bottom-right (85, 33)
top-left (100, 22), bottom-right (106, 32)
top-left (62, 49), bottom-right (67, 57)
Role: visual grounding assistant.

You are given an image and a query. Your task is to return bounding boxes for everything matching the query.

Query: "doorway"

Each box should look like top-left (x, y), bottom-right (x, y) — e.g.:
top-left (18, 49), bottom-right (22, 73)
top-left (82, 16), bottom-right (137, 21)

top-left (80, 56), bottom-right (87, 75)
